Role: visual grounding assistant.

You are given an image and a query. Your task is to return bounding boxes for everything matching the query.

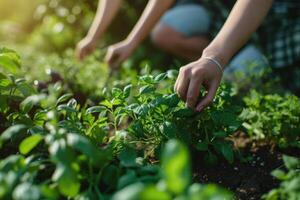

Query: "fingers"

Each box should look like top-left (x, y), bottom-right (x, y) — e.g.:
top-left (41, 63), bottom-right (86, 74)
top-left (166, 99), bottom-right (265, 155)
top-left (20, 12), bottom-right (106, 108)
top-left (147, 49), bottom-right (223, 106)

top-left (186, 74), bottom-right (202, 109)
top-left (175, 67), bottom-right (190, 102)
top-left (76, 49), bottom-right (85, 61)
top-left (76, 45), bottom-right (92, 61)
top-left (75, 46), bottom-right (83, 60)
top-left (105, 47), bottom-right (121, 68)
top-left (196, 80), bottom-right (219, 112)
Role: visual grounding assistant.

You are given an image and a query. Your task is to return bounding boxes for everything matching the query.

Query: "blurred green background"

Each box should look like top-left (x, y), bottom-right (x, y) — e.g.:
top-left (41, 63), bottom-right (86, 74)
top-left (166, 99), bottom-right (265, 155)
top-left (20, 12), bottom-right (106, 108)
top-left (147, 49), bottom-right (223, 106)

top-left (0, 0), bottom-right (173, 98)
top-left (0, 0), bottom-right (146, 51)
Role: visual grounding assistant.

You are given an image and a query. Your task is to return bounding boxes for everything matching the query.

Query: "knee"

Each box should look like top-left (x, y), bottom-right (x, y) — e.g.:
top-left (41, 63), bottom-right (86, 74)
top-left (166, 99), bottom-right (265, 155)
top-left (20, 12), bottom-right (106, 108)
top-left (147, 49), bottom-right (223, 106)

top-left (151, 24), bottom-right (174, 50)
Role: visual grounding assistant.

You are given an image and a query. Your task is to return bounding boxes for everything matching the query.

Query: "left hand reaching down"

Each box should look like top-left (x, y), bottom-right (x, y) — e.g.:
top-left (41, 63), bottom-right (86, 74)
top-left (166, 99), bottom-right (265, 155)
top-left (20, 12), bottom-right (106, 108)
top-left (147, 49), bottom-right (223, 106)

top-left (105, 40), bottom-right (136, 69)
top-left (174, 57), bottom-right (223, 112)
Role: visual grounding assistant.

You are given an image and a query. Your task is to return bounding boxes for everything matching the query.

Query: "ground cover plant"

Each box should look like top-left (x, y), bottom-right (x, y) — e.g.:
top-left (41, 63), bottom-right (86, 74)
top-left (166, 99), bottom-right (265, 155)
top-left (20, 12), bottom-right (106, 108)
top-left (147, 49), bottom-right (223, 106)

top-left (1, 1), bottom-right (300, 197)
top-left (0, 48), bottom-right (237, 199)
top-left (240, 90), bottom-right (300, 148)
top-left (1, 41), bottom-right (300, 200)
top-left (263, 155), bottom-right (300, 200)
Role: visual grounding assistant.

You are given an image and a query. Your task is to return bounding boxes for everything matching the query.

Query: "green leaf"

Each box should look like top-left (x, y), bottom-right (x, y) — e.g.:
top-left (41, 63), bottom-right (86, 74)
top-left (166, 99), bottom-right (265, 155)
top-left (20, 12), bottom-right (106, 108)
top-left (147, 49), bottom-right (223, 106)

top-left (19, 134), bottom-right (43, 155)
top-left (86, 106), bottom-right (105, 114)
top-left (166, 94), bottom-right (180, 107)
top-left (222, 146), bottom-right (234, 164)
top-left (213, 131), bottom-right (227, 138)
top-left (112, 88), bottom-right (123, 98)
top-left (15, 78), bottom-right (26, 85)
top-left (0, 124), bottom-right (26, 146)
top-left (213, 142), bottom-right (234, 163)
top-left (12, 183), bottom-right (40, 200)
top-left (139, 85), bottom-right (155, 95)
top-left (174, 108), bottom-right (195, 117)
top-left (187, 183), bottom-right (233, 200)
top-left (160, 121), bottom-right (177, 139)
top-left (53, 165), bottom-right (80, 197)
top-left (140, 185), bottom-right (171, 200)
top-left (0, 155), bottom-right (25, 173)
top-left (17, 83), bottom-right (36, 97)
top-left (134, 105), bottom-right (149, 116)
top-left (0, 72), bottom-right (7, 79)
top-left (0, 95), bottom-right (8, 112)
top-left (271, 169), bottom-right (287, 180)
top-left (102, 165), bottom-right (120, 188)
top-left (0, 78), bottom-right (12, 90)
top-left (212, 111), bottom-right (239, 127)
top-left (112, 183), bottom-right (144, 200)
top-left (101, 100), bottom-right (113, 109)
top-left (40, 184), bottom-right (59, 199)
top-left (0, 48), bottom-right (21, 73)
top-left (283, 155), bottom-right (300, 170)
top-left (48, 139), bottom-right (76, 165)
top-left (66, 133), bottom-right (106, 165)
top-left (56, 93), bottom-right (73, 105)
top-left (57, 104), bottom-right (77, 113)
top-left (140, 75), bottom-right (155, 84)
top-left (154, 73), bottom-right (167, 82)
top-left (123, 84), bottom-right (132, 98)
top-left (118, 147), bottom-right (137, 167)
top-left (20, 94), bottom-right (46, 113)
top-left (162, 139), bottom-right (191, 195)
top-left (67, 98), bottom-right (77, 109)
top-left (166, 70), bottom-right (178, 79)
top-left (117, 170), bottom-right (137, 189)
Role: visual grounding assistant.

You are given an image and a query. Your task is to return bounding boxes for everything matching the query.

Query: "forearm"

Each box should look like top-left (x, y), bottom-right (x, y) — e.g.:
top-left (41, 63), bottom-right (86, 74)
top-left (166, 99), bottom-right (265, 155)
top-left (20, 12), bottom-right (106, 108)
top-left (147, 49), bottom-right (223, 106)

top-left (203, 0), bottom-right (273, 66)
top-left (86, 0), bottom-right (122, 41)
top-left (126, 0), bottom-right (175, 47)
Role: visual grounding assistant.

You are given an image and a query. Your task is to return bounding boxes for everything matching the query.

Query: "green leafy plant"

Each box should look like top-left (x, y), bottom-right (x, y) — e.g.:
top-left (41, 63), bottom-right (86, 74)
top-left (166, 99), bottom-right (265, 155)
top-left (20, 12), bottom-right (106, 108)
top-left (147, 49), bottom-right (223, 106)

top-left (101, 71), bottom-right (241, 164)
top-left (0, 48), bottom-right (236, 199)
top-left (263, 155), bottom-right (300, 200)
top-left (240, 90), bottom-right (300, 148)
top-left (112, 139), bottom-right (233, 200)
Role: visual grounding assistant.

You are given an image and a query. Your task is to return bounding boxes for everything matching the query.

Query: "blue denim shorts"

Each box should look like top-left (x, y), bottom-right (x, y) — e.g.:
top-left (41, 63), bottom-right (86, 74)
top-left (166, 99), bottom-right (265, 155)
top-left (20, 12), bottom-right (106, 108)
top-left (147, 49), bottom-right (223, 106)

top-left (160, 3), bottom-right (211, 37)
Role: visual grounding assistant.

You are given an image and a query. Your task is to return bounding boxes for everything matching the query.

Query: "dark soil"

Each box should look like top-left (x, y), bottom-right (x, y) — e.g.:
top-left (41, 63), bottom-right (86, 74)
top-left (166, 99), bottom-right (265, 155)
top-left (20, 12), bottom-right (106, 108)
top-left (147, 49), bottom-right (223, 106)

top-left (192, 132), bottom-right (300, 200)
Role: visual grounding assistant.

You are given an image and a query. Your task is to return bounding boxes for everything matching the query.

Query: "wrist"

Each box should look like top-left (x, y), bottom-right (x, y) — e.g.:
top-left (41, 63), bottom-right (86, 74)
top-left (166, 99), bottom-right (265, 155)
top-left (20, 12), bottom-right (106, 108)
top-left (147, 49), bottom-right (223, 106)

top-left (125, 35), bottom-right (140, 49)
top-left (124, 37), bottom-right (139, 51)
top-left (202, 45), bottom-right (230, 68)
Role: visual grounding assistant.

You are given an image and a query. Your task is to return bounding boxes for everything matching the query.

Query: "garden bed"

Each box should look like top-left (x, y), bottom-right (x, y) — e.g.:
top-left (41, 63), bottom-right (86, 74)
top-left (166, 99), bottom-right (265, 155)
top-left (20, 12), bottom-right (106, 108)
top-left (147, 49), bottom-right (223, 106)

top-left (194, 132), bottom-right (300, 200)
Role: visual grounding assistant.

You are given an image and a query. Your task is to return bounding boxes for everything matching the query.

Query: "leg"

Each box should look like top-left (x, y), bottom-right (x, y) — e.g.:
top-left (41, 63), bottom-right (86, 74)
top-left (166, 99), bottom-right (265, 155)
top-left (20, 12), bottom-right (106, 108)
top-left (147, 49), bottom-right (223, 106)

top-left (151, 4), bottom-right (211, 61)
top-left (224, 45), bottom-right (269, 78)
top-left (151, 23), bottom-right (210, 61)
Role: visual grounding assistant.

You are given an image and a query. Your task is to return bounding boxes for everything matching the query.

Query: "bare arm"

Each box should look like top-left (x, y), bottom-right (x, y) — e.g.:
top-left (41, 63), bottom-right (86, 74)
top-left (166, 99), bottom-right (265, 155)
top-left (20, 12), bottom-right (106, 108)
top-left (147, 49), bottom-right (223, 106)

top-left (87, 0), bottom-right (122, 41)
top-left (203, 0), bottom-right (274, 66)
top-left (126, 0), bottom-right (175, 48)
top-left (76, 0), bottom-right (122, 60)
top-left (105, 0), bottom-right (175, 67)
top-left (175, 0), bottom-right (274, 111)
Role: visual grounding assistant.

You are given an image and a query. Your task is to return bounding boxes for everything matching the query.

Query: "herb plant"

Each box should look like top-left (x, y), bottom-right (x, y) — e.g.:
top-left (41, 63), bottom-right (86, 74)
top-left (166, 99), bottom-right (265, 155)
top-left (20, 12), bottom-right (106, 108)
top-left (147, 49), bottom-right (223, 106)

top-left (240, 90), bottom-right (300, 148)
top-left (263, 155), bottom-right (300, 200)
top-left (0, 47), bottom-right (235, 199)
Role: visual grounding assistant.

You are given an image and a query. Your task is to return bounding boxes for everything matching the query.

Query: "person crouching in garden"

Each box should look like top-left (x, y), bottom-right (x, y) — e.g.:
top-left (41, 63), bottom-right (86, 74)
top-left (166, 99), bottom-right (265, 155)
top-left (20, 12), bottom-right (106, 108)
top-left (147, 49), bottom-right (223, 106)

top-left (76, 0), bottom-right (268, 78)
top-left (174, 0), bottom-right (300, 111)
top-left (76, 0), bottom-right (300, 110)
top-left (76, 0), bottom-right (212, 63)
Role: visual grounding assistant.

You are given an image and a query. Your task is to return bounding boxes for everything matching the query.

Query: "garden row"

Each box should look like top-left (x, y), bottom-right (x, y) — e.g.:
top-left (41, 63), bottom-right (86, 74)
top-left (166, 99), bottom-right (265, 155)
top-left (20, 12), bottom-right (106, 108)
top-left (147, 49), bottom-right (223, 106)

top-left (0, 47), bottom-right (300, 199)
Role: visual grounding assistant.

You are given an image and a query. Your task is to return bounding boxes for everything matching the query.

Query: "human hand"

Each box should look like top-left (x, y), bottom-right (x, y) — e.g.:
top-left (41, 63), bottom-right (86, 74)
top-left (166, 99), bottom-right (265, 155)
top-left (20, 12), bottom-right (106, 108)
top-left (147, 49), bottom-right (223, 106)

top-left (105, 40), bottom-right (135, 69)
top-left (174, 57), bottom-right (223, 112)
top-left (75, 37), bottom-right (97, 61)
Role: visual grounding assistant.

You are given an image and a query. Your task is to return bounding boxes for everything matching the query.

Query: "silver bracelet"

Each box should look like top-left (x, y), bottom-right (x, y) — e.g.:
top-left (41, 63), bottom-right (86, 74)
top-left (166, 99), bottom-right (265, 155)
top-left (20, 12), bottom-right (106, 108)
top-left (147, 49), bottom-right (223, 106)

top-left (203, 57), bottom-right (223, 73)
